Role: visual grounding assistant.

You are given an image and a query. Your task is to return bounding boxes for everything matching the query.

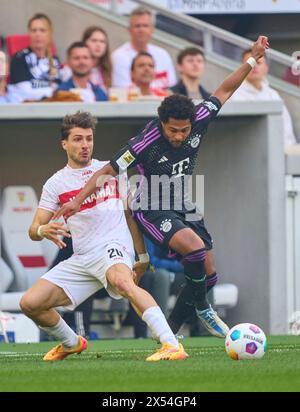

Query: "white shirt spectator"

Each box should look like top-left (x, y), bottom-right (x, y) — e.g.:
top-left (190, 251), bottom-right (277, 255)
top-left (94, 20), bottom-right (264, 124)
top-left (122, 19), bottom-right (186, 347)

top-left (230, 80), bottom-right (297, 146)
top-left (112, 42), bottom-right (176, 89)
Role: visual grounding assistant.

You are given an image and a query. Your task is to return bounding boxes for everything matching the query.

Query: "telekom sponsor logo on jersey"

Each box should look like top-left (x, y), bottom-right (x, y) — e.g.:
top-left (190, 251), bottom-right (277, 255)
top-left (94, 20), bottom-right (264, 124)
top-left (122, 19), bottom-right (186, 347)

top-left (58, 179), bottom-right (120, 211)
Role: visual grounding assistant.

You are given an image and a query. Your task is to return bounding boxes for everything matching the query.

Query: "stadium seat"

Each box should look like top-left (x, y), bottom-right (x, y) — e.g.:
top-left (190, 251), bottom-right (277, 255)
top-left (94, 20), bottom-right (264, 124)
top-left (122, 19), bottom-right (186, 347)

top-left (0, 257), bottom-right (13, 293)
top-left (1, 186), bottom-right (48, 291)
top-left (5, 34), bottom-right (57, 57)
top-left (0, 292), bottom-right (24, 312)
top-left (0, 260), bottom-right (24, 313)
top-left (214, 283), bottom-right (238, 309)
top-left (0, 253), bottom-right (24, 313)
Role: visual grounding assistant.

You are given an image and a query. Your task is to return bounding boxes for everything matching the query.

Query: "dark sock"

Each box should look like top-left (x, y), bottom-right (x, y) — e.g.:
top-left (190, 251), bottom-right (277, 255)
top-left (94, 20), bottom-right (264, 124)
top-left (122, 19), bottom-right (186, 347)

top-left (168, 283), bottom-right (195, 334)
top-left (188, 277), bottom-right (209, 311)
top-left (182, 249), bottom-right (209, 311)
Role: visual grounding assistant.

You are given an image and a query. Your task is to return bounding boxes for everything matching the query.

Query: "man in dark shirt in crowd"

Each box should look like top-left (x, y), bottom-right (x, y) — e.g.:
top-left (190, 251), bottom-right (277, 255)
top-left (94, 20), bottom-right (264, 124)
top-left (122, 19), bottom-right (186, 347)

top-left (57, 42), bottom-right (107, 102)
top-left (171, 47), bottom-right (210, 100)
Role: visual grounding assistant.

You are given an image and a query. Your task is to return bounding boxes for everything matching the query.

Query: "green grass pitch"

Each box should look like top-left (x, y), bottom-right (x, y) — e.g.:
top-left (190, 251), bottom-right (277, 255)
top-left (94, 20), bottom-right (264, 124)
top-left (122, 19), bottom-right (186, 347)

top-left (0, 336), bottom-right (300, 392)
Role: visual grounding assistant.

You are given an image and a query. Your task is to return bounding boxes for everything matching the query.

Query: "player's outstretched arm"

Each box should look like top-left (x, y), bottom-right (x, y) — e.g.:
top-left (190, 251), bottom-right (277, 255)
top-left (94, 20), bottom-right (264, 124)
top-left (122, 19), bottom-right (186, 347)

top-left (52, 163), bottom-right (117, 220)
top-left (213, 35), bottom-right (269, 105)
top-left (29, 208), bottom-right (71, 249)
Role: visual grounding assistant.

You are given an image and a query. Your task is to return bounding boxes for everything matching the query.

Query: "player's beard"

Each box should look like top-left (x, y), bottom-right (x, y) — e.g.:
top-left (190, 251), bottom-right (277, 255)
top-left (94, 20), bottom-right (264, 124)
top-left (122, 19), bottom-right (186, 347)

top-left (170, 141), bottom-right (183, 148)
top-left (71, 152), bottom-right (92, 168)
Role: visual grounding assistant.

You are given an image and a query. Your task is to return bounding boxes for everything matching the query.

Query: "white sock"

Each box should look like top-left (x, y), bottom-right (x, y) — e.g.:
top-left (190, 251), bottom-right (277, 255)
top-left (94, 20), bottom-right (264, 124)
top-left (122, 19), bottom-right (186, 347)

top-left (142, 306), bottom-right (179, 349)
top-left (40, 317), bottom-right (79, 348)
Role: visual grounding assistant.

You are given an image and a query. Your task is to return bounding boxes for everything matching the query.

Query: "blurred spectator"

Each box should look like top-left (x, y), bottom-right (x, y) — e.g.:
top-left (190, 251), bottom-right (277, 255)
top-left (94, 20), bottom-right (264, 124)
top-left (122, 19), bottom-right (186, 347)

top-left (171, 47), bottom-right (210, 100)
top-left (130, 52), bottom-right (169, 98)
top-left (57, 42), bottom-right (107, 102)
top-left (8, 13), bottom-right (61, 102)
top-left (62, 26), bottom-right (112, 92)
top-left (112, 6), bottom-right (176, 89)
top-left (82, 26), bottom-right (112, 92)
top-left (145, 238), bottom-right (181, 315)
top-left (0, 52), bottom-right (18, 103)
top-left (230, 49), bottom-right (297, 146)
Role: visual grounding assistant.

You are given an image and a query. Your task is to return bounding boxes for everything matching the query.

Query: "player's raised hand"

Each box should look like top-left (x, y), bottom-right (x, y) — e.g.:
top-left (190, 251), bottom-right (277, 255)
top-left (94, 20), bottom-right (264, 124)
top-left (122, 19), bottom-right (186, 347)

top-left (38, 222), bottom-right (71, 249)
top-left (52, 199), bottom-right (81, 221)
top-left (251, 35), bottom-right (269, 61)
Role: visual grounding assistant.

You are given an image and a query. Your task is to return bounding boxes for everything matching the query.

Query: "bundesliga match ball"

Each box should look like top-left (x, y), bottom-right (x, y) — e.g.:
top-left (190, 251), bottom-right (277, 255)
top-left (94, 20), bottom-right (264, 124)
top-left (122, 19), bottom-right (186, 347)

top-left (225, 323), bottom-right (267, 360)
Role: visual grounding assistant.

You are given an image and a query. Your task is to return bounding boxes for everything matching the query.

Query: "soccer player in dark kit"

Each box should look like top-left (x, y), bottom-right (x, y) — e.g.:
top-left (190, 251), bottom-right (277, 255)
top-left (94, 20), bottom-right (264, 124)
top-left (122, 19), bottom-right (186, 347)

top-left (54, 36), bottom-right (269, 345)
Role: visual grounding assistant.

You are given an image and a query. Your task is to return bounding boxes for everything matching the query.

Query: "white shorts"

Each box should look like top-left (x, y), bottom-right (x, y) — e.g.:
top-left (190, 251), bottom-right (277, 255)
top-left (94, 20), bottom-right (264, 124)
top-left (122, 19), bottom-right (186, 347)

top-left (42, 242), bottom-right (134, 310)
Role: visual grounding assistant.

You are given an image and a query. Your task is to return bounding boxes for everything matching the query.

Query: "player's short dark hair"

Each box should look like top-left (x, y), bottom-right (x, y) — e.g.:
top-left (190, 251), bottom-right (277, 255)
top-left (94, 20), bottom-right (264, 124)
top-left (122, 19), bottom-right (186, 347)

top-left (177, 47), bottom-right (205, 64)
top-left (61, 111), bottom-right (98, 140)
top-left (131, 51), bottom-right (154, 71)
top-left (158, 94), bottom-right (196, 123)
top-left (67, 41), bottom-right (89, 57)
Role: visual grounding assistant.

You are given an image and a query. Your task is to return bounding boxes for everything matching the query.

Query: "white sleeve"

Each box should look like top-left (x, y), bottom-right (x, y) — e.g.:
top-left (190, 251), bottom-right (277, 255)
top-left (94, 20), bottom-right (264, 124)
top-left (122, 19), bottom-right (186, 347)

top-left (164, 51), bottom-right (177, 87)
top-left (112, 50), bottom-right (131, 88)
top-left (39, 179), bottom-right (59, 212)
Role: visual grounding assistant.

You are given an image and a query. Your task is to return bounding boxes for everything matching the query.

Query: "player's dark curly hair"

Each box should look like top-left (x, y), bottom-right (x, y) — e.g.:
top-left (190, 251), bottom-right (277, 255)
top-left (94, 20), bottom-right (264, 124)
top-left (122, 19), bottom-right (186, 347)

top-left (158, 94), bottom-right (196, 123)
top-left (61, 111), bottom-right (98, 140)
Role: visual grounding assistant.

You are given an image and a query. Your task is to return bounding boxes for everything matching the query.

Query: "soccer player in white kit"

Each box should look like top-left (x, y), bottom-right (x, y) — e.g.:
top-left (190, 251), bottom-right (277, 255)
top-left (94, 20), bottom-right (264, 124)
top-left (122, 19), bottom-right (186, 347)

top-left (20, 111), bottom-right (187, 362)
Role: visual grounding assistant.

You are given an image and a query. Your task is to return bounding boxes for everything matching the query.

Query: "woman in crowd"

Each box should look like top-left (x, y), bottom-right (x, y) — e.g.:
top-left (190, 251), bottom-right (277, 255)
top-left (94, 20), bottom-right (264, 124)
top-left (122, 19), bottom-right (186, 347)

top-left (82, 26), bottom-right (112, 92)
top-left (8, 13), bottom-right (61, 102)
top-left (62, 26), bottom-right (112, 92)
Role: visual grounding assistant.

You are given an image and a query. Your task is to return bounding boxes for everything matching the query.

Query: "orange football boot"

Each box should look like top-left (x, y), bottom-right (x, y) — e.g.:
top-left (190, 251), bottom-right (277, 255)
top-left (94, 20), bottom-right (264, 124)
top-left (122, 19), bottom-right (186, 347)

top-left (43, 336), bottom-right (87, 361)
top-left (146, 343), bottom-right (188, 362)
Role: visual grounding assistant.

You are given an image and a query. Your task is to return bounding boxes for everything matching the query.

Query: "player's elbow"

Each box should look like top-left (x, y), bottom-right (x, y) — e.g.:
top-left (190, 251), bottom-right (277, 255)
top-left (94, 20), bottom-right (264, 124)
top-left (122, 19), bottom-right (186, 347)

top-left (28, 226), bottom-right (34, 240)
top-left (28, 225), bottom-right (39, 241)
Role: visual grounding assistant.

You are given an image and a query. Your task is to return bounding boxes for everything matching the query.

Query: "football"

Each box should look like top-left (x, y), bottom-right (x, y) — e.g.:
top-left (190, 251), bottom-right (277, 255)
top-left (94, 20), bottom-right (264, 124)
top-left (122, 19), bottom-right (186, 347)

top-left (225, 323), bottom-right (267, 360)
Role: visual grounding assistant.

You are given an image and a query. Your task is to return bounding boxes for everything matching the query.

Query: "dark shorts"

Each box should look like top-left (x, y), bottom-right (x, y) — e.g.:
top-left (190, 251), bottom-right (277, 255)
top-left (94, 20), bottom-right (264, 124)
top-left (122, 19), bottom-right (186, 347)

top-left (133, 209), bottom-right (213, 253)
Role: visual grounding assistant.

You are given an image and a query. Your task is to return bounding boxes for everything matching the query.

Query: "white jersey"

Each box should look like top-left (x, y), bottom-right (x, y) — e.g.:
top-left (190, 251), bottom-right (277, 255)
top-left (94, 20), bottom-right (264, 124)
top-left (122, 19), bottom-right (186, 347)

top-left (112, 42), bottom-right (177, 89)
top-left (39, 159), bottom-right (134, 256)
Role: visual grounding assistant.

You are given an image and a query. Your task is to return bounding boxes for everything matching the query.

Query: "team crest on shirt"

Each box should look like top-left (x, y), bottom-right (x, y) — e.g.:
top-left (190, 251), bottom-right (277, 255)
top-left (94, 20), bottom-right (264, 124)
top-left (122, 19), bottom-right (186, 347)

top-left (116, 150), bottom-right (136, 170)
top-left (190, 136), bottom-right (200, 148)
top-left (160, 219), bottom-right (172, 233)
top-left (203, 101), bottom-right (218, 111)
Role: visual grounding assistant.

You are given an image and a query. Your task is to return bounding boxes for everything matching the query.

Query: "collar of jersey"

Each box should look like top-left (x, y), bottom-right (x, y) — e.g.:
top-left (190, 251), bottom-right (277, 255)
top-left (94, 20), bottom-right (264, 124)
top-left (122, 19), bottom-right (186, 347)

top-left (66, 159), bottom-right (94, 171)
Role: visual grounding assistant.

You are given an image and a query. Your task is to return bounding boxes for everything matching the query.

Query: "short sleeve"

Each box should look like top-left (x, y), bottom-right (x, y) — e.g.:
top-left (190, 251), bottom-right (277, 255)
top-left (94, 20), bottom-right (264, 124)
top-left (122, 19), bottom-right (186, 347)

top-left (110, 142), bottom-right (139, 173)
top-left (194, 96), bottom-right (222, 127)
top-left (38, 179), bottom-right (59, 213)
top-left (110, 122), bottom-right (161, 172)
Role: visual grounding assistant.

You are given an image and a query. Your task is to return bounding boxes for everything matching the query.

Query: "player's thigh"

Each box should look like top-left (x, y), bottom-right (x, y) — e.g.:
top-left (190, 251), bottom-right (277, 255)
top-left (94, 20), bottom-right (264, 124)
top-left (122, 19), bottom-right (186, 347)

top-left (20, 279), bottom-right (71, 312)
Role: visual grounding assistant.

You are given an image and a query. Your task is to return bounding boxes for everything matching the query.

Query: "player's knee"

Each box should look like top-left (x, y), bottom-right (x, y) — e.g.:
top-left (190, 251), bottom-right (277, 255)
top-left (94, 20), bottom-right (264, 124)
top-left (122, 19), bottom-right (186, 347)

top-left (19, 294), bottom-right (41, 317)
top-left (113, 277), bottom-right (135, 299)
